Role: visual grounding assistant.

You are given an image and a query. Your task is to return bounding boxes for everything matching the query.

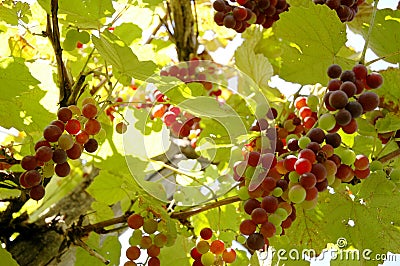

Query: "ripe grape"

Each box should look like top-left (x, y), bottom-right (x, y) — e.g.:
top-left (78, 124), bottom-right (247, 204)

top-left (329, 90), bottom-right (348, 109)
top-left (316, 178), bottom-right (328, 191)
top-left (306, 142), bottom-right (320, 153)
top-left (55, 162), bottom-right (71, 177)
top-left (358, 91), bottom-right (379, 111)
top-left (340, 70), bottom-right (356, 83)
top-left (288, 184), bottom-right (306, 203)
top-left (325, 132), bottom-right (341, 148)
top-left (240, 219), bottom-right (257, 235)
top-left (223, 14), bottom-right (236, 28)
top-left (340, 81), bottom-right (356, 97)
top-left (260, 222), bottom-right (276, 238)
top-left (127, 214), bottom-right (144, 229)
top-left (43, 125), bottom-right (63, 142)
top-left (200, 227), bottom-right (213, 240)
top-left (21, 156), bottom-right (37, 170)
top-left (52, 149), bottom-right (67, 164)
top-left (336, 164), bottom-right (353, 180)
top-left (305, 186), bottom-right (318, 201)
top-left (35, 146), bottom-right (53, 162)
top-left (354, 154), bottom-right (369, 170)
top-left (84, 118), bottom-right (101, 135)
top-left (50, 120), bottom-right (65, 131)
top-left (147, 244), bottom-right (161, 257)
top-left (308, 128), bottom-right (325, 144)
top-left (299, 106), bottom-right (312, 119)
top-left (327, 64), bottom-right (342, 78)
top-left (222, 248), bottom-right (236, 263)
top-left (25, 170), bottom-right (42, 187)
top-left (124, 261), bottom-right (137, 266)
top-left (29, 185), bottom-right (45, 200)
top-left (284, 155), bottom-right (297, 171)
top-left (154, 233), bottom-right (168, 248)
top-left (300, 172), bottom-right (317, 189)
top-left (148, 257), bottom-right (160, 266)
top-left (76, 130), bottom-right (90, 144)
top-left (65, 119), bottom-right (81, 135)
top-left (311, 163), bottom-right (327, 182)
top-left (84, 138), bottom-right (98, 153)
top-left (34, 140), bottom-right (51, 151)
top-left (57, 107), bottom-right (73, 122)
top-left (354, 168), bottom-right (370, 179)
top-left (19, 172), bottom-right (29, 188)
top-left (126, 246), bottom-right (141, 260)
top-left (213, 0), bottom-right (226, 12)
top-left (261, 195), bottom-right (278, 213)
top-left (68, 105), bottom-right (81, 115)
top-left (66, 143), bottom-right (82, 159)
top-left (294, 158), bottom-right (312, 175)
top-left (247, 151), bottom-right (261, 167)
top-left (244, 198), bottom-right (261, 215)
top-left (210, 240), bottom-right (225, 255)
top-left (246, 233), bottom-right (265, 250)
top-left (251, 208), bottom-right (268, 224)
top-left (143, 219), bottom-right (158, 234)
top-left (352, 64), bottom-right (368, 80)
top-left (58, 134), bottom-right (75, 150)
top-left (82, 103), bottom-right (98, 119)
top-left (191, 247), bottom-right (202, 260)
top-left (298, 148), bottom-right (316, 163)
top-left (335, 109), bottom-right (352, 126)
top-left (327, 79), bottom-right (342, 91)
top-left (287, 138), bottom-right (299, 151)
top-left (345, 101), bottom-right (363, 118)
top-left (326, 0), bottom-right (340, 9)
top-left (366, 72), bottom-right (383, 89)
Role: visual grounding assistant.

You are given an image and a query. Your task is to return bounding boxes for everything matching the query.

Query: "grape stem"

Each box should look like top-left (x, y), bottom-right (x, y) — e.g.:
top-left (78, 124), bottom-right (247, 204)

top-left (170, 196), bottom-right (241, 221)
top-left (77, 212), bottom-right (134, 234)
top-left (365, 50), bottom-right (400, 66)
top-left (377, 149), bottom-right (400, 163)
top-left (360, 0), bottom-right (379, 65)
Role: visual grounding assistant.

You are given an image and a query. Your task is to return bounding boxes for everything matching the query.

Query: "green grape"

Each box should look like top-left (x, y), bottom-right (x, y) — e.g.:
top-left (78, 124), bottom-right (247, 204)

top-left (318, 113), bottom-right (336, 131)
top-left (306, 95), bottom-right (319, 111)
top-left (201, 252), bottom-right (215, 266)
top-left (275, 208), bottom-right (288, 220)
top-left (268, 213), bottom-right (282, 226)
top-left (244, 166), bottom-right (255, 179)
top-left (272, 187), bottom-right (283, 197)
top-left (42, 162), bottom-right (55, 178)
top-left (275, 225), bottom-right (283, 236)
top-left (369, 161), bottom-right (383, 171)
top-left (326, 174), bottom-right (336, 185)
top-left (298, 136), bottom-right (311, 149)
top-left (336, 148), bottom-right (356, 165)
top-left (390, 169), bottom-right (400, 182)
top-left (238, 186), bottom-right (250, 200)
top-left (143, 219), bottom-right (158, 234)
top-left (289, 171), bottom-right (300, 183)
top-left (197, 240), bottom-right (210, 254)
top-left (330, 178), bottom-right (342, 188)
top-left (129, 230), bottom-right (142, 246)
top-left (154, 233), bottom-right (168, 248)
top-left (94, 128), bottom-right (107, 143)
top-left (58, 134), bottom-right (74, 150)
top-left (78, 31), bottom-right (90, 44)
top-left (288, 185), bottom-right (306, 204)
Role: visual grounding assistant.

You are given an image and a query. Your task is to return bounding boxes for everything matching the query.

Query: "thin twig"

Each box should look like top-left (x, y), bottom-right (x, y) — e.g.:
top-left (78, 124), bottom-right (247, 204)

top-left (377, 149), bottom-right (400, 163)
top-left (360, 0), bottom-right (379, 65)
top-left (365, 50), bottom-right (400, 66)
top-left (79, 212), bottom-right (133, 234)
top-left (73, 238), bottom-right (110, 265)
top-left (145, 14), bottom-right (168, 45)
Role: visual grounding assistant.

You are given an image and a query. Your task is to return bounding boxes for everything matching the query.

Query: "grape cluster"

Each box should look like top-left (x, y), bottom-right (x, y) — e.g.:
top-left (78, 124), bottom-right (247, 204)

top-left (212, 0), bottom-right (289, 33)
top-left (190, 227), bottom-right (237, 265)
top-left (124, 213), bottom-right (170, 266)
top-left (313, 0), bottom-right (364, 22)
top-left (19, 98), bottom-right (102, 200)
top-left (323, 64), bottom-right (382, 134)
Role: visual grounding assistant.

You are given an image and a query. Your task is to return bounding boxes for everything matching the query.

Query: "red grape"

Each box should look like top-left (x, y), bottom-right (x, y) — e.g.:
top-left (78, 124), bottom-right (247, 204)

top-left (43, 125), bottom-right (62, 142)
top-left (327, 64), bottom-right (342, 78)
top-left (294, 158), bottom-right (312, 175)
top-left (35, 146), bottom-right (53, 162)
top-left (57, 107), bottom-right (73, 122)
top-left (25, 170), bottom-right (42, 187)
top-left (200, 227), bottom-right (213, 240)
top-left (366, 72), bottom-right (383, 89)
top-left (240, 219), bottom-right (257, 235)
top-left (84, 119), bottom-right (101, 135)
top-left (66, 143), bottom-right (82, 159)
top-left (84, 139), bottom-right (98, 153)
top-left (29, 184), bottom-right (45, 200)
top-left (126, 246), bottom-right (140, 260)
top-left (127, 214), bottom-right (144, 229)
top-left (55, 162), bottom-right (70, 177)
top-left (65, 119), bottom-right (81, 135)
top-left (251, 208), bottom-right (268, 224)
top-left (222, 248), bottom-right (237, 263)
top-left (21, 156), bottom-right (37, 170)
top-left (82, 103), bottom-right (98, 119)
top-left (210, 240), bottom-right (225, 255)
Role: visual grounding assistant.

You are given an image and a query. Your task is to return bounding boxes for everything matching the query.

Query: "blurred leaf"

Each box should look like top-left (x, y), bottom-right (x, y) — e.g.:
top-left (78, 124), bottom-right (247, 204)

top-left (113, 23), bottom-right (142, 45)
top-left (275, 4), bottom-right (355, 84)
top-left (375, 68), bottom-right (400, 109)
top-left (92, 31), bottom-right (157, 81)
top-left (0, 2), bottom-right (31, 25)
top-left (75, 234), bottom-right (120, 266)
top-left (375, 113), bottom-right (400, 133)
top-left (0, 246), bottom-right (19, 266)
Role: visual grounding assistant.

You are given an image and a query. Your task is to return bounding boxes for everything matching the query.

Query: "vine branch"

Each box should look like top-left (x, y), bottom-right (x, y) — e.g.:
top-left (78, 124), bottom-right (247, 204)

top-left (360, 0), bottom-right (379, 64)
top-left (377, 149), bottom-right (400, 163)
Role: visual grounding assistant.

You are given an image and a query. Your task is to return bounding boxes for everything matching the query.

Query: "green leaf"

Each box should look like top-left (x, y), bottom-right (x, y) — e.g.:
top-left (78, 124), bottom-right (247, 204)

top-left (249, 252), bottom-right (261, 266)
top-left (362, 9), bottom-right (400, 64)
top-left (90, 202), bottom-right (115, 224)
top-left (59, 0), bottom-right (115, 28)
top-left (0, 2), bottom-right (31, 25)
top-left (274, 4), bottom-right (355, 84)
top-left (113, 22), bottom-right (142, 45)
top-left (375, 113), bottom-right (400, 133)
top-left (375, 68), bottom-right (400, 108)
top-left (356, 117), bottom-right (376, 137)
top-left (92, 31), bottom-right (157, 81)
top-left (0, 246), bottom-right (19, 266)
top-left (75, 234), bottom-right (120, 266)
top-left (158, 235), bottom-right (191, 266)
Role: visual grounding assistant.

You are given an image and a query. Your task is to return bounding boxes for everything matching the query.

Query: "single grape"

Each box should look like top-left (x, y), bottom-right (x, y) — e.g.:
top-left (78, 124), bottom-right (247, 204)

top-left (210, 240), bottom-right (225, 255)
top-left (147, 244), bottom-right (161, 257)
top-left (335, 109), bottom-right (352, 126)
top-left (336, 164), bottom-right (353, 180)
top-left (84, 118), bottom-right (101, 135)
top-left (126, 246), bottom-right (141, 260)
top-left (316, 178), bottom-right (329, 191)
top-left (261, 195), bottom-right (278, 213)
top-left (76, 130), bottom-right (90, 144)
top-left (352, 64), bottom-right (368, 80)
top-left (42, 162), bottom-right (54, 178)
top-left (213, 0), bottom-right (226, 12)
top-left (197, 240), bottom-right (210, 254)
top-left (327, 64), bottom-right (342, 78)
top-left (311, 163), bottom-right (327, 182)
top-left (329, 90), bottom-right (348, 109)
top-left (366, 72), bottom-right (383, 89)
top-left (66, 143), bottom-right (82, 159)
top-left (127, 214), bottom-right (144, 229)
top-left (354, 168), bottom-right (370, 179)
top-left (222, 248), bottom-right (237, 263)
top-left (340, 70), bottom-right (356, 82)
top-left (260, 222), bottom-right (276, 238)
top-left (82, 103), bottom-right (98, 119)
top-left (288, 185), bottom-right (306, 204)
top-left (84, 138), bottom-right (98, 153)
top-left (223, 14), bottom-right (236, 28)
top-left (340, 81), bottom-right (357, 97)
top-left (201, 252), bottom-right (215, 266)
top-left (300, 172), bottom-right (317, 189)
top-left (345, 101), bottom-right (363, 119)
top-left (358, 91), bottom-right (379, 111)
top-left (52, 149), bottom-right (67, 164)
top-left (298, 136), bottom-right (311, 149)
top-left (354, 154), bottom-right (369, 170)
top-left (25, 170), bottom-right (42, 187)
top-left (65, 119), bottom-right (81, 135)
top-left (247, 151), bottom-right (261, 167)
top-left (68, 105), bottom-right (81, 115)
top-left (294, 158), bottom-right (312, 175)
top-left (43, 125), bottom-right (63, 142)
top-left (21, 156), bottom-right (37, 170)
top-left (298, 148), bottom-right (316, 163)
top-left (154, 233), bottom-right (168, 248)
top-left (129, 230), bottom-right (142, 246)
top-left (148, 257), bottom-right (160, 266)
top-left (246, 233), bottom-right (265, 250)
top-left (34, 140), bottom-right (51, 151)
top-left (318, 113), bottom-right (336, 131)
top-left (308, 128), bottom-right (326, 144)
top-left (251, 208), bottom-right (268, 224)
top-left (325, 133), bottom-right (341, 148)
top-left (200, 227), bottom-right (213, 240)
top-left (58, 134), bottom-right (75, 150)
top-left (139, 236), bottom-right (152, 249)
top-left (57, 107), bottom-right (73, 122)
top-left (50, 120), bottom-right (65, 131)
top-left (143, 219), bottom-right (158, 234)
top-left (35, 146), bottom-right (53, 162)
top-left (29, 185), bottom-right (45, 200)
top-left (240, 219), bottom-right (257, 235)
top-left (55, 162), bottom-right (71, 177)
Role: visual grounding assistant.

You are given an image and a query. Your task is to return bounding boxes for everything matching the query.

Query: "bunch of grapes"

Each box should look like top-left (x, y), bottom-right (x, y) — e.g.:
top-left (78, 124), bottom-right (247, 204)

top-left (323, 64), bottom-right (382, 134)
top-left (212, 0), bottom-right (289, 33)
top-left (19, 98), bottom-right (102, 200)
top-left (189, 227), bottom-right (237, 265)
top-left (124, 213), bottom-right (171, 266)
top-left (313, 0), bottom-right (364, 22)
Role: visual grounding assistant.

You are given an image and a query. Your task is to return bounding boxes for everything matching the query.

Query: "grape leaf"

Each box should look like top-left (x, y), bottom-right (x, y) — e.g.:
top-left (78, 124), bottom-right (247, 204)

top-left (0, 2), bottom-right (31, 25)
top-left (375, 68), bottom-right (400, 108)
top-left (92, 31), bottom-right (157, 82)
top-left (158, 235), bottom-right (191, 266)
top-left (113, 23), bottom-right (142, 45)
top-left (0, 246), bottom-right (19, 266)
top-left (59, 0), bottom-right (115, 28)
top-left (375, 113), bottom-right (400, 133)
top-left (274, 4), bottom-right (355, 84)
top-left (75, 234), bottom-right (120, 266)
